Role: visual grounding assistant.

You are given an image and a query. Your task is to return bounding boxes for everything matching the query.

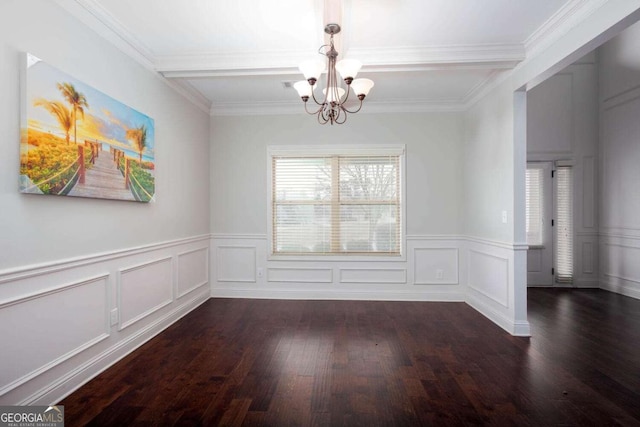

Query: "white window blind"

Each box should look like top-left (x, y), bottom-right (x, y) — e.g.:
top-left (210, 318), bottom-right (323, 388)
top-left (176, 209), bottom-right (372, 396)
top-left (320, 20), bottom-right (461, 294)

top-left (526, 167), bottom-right (544, 246)
top-left (555, 166), bottom-right (573, 284)
top-left (272, 153), bottom-right (401, 255)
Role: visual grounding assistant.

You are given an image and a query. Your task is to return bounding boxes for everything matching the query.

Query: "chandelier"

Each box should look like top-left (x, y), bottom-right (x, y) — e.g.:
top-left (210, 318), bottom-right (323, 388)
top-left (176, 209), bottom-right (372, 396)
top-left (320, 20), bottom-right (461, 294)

top-left (293, 23), bottom-right (374, 125)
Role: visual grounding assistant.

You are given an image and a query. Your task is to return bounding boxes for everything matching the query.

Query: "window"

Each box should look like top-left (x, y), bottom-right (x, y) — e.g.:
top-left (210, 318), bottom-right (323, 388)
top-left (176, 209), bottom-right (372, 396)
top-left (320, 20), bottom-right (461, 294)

top-left (525, 166), bottom-right (544, 246)
top-left (269, 146), bottom-right (404, 256)
top-left (555, 165), bottom-right (573, 284)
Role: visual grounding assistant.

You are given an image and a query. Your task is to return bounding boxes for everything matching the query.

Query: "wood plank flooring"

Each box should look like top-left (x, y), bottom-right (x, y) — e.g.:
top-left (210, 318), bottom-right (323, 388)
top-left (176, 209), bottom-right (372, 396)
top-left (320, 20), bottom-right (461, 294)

top-left (61, 289), bottom-right (640, 426)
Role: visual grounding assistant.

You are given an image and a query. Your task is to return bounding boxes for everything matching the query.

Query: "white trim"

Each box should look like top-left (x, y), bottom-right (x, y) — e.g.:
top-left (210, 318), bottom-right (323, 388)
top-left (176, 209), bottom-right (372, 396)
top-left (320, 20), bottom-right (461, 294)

top-left (176, 247), bottom-right (210, 299)
top-left (466, 293), bottom-right (530, 336)
top-left (23, 290), bottom-right (209, 405)
top-left (0, 275), bottom-right (110, 397)
top-left (600, 279), bottom-right (640, 300)
top-left (266, 267), bottom-right (334, 284)
top-left (267, 145), bottom-right (407, 262)
top-left (215, 246), bottom-right (257, 283)
top-left (338, 268), bottom-right (407, 284)
top-left (160, 43), bottom-right (524, 78)
top-left (524, 0), bottom-right (609, 57)
top-left (413, 248), bottom-right (459, 285)
top-left (467, 249), bottom-right (510, 309)
top-left (211, 287), bottom-right (465, 302)
top-left (268, 144), bottom-right (406, 157)
top-left (117, 257), bottom-right (174, 331)
top-left (0, 234), bottom-right (210, 285)
top-left (210, 99), bottom-right (467, 116)
top-left (210, 233), bottom-right (266, 240)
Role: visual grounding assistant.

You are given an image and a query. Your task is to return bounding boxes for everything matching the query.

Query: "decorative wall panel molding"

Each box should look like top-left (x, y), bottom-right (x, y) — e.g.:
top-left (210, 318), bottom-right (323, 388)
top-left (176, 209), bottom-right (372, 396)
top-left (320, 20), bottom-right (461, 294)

top-left (413, 248), bottom-right (459, 285)
top-left (467, 249), bottom-right (509, 308)
top-left (0, 235), bottom-right (210, 285)
top-left (118, 257), bottom-right (173, 331)
top-left (0, 275), bottom-right (109, 397)
top-left (215, 246), bottom-right (256, 283)
top-left (268, 267), bottom-right (333, 283)
top-left (339, 268), bottom-right (406, 284)
top-left (0, 235), bottom-right (210, 405)
top-left (177, 247), bottom-right (209, 298)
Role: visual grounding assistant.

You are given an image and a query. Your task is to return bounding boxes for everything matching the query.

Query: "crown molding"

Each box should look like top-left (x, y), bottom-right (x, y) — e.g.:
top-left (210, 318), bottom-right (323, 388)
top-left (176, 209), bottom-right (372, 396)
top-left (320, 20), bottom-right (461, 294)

top-left (54, 0), bottom-right (608, 116)
top-left (54, 0), bottom-right (156, 70)
top-left (163, 80), bottom-right (212, 114)
top-left (524, 0), bottom-right (610, 58)
top-left (348, 43), bottom-right (525, 67)
top-left (53, 0), bottom-right (214, 113)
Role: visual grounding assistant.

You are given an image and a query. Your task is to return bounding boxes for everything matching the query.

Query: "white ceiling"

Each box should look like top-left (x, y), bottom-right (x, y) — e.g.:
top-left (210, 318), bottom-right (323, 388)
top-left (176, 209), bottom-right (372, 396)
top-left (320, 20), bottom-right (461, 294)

top-left (56, 0), bottom-right (603, 114)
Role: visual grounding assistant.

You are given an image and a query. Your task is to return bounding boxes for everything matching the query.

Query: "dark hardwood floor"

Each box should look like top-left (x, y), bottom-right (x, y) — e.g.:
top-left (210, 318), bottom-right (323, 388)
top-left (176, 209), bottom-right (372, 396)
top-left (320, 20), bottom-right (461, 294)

top-left (61, 289), bottom-right (640, 426)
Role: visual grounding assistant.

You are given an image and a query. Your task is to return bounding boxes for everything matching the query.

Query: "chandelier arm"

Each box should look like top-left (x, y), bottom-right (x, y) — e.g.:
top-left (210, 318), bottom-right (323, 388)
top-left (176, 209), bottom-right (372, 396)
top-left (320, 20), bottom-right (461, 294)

top-left (317, 108), bottom-right (329, 125)
top-left (336, 108), bottom-right (348, 124)
top-left (304, 102), bottom-right (324, 116)
top-left (340, 99), bottom-right (363, 114)
top-left (341, 84), bottom-right (351, 104)
top-left (310, 88), bottom-right (324, 106)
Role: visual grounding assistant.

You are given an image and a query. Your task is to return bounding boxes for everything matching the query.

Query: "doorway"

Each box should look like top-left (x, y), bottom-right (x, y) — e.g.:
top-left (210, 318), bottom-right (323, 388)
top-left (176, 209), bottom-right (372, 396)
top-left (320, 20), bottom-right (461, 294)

top-left (526, 161), bottom-right (574, 287)
top-left (526, 161), bottom-right (553, 285)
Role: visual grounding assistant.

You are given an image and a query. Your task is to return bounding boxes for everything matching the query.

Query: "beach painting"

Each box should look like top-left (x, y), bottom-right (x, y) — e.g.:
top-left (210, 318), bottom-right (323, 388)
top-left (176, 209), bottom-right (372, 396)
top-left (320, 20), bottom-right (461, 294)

top-left (20, 53), bottom-right (155, 202)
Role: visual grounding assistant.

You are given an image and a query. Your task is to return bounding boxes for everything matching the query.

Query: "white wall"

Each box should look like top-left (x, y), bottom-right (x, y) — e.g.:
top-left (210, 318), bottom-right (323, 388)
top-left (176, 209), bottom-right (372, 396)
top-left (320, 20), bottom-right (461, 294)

top-left (210, 113), bottom-right (466, 301)
top-left (599, 20), bottom-right (640, 299)
top-left (460, 1), bottom-right (640, 336)
top-left (211, 113), bottom-right (462, 236)
top-left (526, 53), bottom-right (600, 287)
top-left (0, 1), bottom-right (211, 404)
top-left (462, 81), bottom-right (531, 335)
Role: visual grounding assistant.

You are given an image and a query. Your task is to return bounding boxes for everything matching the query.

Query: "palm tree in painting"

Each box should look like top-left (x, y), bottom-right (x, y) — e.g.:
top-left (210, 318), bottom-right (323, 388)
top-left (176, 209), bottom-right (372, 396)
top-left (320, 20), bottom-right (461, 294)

top-left (126, 124), bottom-right (147, 164)
top-left (33, 99), bottom-right (73, 144)
top-left (57, 82), bottom-right (89, 145)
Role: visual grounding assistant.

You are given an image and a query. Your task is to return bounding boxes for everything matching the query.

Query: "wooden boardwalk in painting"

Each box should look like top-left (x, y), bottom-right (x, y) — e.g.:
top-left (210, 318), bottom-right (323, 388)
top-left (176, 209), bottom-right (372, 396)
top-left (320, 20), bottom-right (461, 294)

top-left (68, 154), bottom-right (135, 201)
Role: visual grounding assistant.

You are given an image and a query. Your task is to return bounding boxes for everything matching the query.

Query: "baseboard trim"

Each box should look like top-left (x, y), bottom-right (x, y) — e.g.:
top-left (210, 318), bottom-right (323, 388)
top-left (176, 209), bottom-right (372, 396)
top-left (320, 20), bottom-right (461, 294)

top-left (22, 290), bottom-right (210, 406)
top-left (211, 287), bottom-right (464, 302)
top-left (600, 280), bottom-right (640, 300)
top-left (465, 293), bottom-right (531, 337)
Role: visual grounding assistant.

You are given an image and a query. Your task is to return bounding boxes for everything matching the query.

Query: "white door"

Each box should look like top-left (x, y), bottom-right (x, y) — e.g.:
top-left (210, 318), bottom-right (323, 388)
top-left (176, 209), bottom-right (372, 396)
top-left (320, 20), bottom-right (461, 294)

top-left (526, 162), bottom-right (553, 286)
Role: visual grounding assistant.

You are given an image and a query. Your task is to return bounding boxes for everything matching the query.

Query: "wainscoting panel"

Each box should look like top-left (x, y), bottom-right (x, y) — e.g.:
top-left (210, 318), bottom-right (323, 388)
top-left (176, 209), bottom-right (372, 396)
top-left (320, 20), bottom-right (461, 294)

top-left (575, 233), bottom-right (599, 287)
top-left (467, 249), bottom-right (509, 308)
top-left (177, 247), bottom-right (209, 299)
top-left (339, 268), bottom-right (406, 284)
top-left (268, 267), bottom-right (333, 283)
top-left (0, 275), bottom-right (109, 398)
top-left (601, 235), bottom-right (640, 299)
top-left (216, 246), bottom-right (256, 283)
top-left (413, 248), bottom-right (459, 285)
top-left (0, 234), bottom-right (210, 405)
top-left (118, 257), bottom-right (173, 331)
top-left (211, 235), bottom-right (464, 301)
top-left (210, 235), bottom-right (527, 335)
top-left (462, 238), bottom-right (527, 336)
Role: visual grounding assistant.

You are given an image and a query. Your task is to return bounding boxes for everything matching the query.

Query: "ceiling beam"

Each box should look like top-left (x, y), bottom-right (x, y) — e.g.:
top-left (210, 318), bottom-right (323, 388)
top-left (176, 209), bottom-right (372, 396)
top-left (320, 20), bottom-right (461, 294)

top-left (156, 43), bottom-right (524, 78)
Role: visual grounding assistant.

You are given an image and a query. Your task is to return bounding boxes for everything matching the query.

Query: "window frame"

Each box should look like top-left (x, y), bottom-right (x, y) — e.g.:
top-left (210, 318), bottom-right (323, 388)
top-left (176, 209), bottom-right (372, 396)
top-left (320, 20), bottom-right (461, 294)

top-left (267, 145), bottom-right (406, 262)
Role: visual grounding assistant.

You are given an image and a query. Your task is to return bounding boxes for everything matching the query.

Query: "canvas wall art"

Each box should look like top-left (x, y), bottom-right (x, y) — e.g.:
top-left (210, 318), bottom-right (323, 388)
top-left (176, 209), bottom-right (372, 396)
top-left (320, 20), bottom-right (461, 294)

top-left (20, 53), bottom-right (155, 202)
